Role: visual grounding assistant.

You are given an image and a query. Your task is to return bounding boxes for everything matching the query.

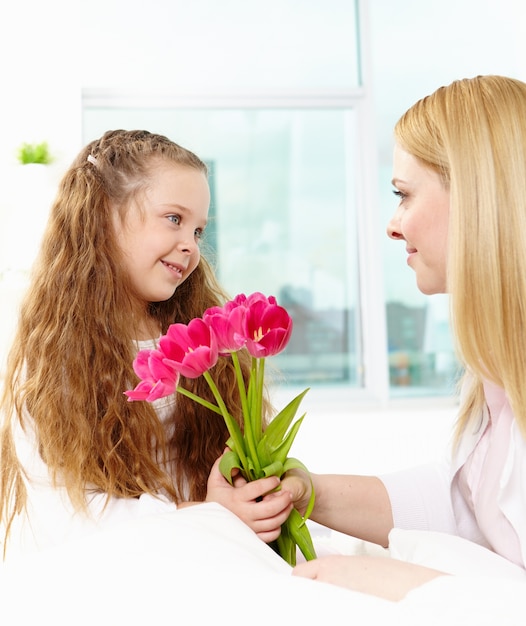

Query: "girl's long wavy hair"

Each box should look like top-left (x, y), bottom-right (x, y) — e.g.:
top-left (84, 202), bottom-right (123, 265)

top-left (394, 75), bottom-right (526, 442)
top-left (0, 130), bottom-right (268, 544)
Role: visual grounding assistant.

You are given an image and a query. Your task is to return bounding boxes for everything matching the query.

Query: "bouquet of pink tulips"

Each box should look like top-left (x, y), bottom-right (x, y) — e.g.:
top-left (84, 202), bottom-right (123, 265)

top-left (125, 292), bottom-right (316, 565)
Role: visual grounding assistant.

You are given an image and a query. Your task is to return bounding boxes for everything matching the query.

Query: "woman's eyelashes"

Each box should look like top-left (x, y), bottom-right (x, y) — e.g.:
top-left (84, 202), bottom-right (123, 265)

top-left (392, 189), bottom-right (407, 202)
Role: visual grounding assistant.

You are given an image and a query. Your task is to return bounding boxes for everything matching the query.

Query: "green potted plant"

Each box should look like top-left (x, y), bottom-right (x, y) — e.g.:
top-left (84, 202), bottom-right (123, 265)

top-left (16, 141), bottom-right (53, 165)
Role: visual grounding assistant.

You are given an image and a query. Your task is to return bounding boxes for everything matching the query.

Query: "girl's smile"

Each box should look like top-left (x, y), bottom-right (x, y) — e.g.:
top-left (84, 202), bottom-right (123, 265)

top-left (114, 161), bottom-right (210, 305)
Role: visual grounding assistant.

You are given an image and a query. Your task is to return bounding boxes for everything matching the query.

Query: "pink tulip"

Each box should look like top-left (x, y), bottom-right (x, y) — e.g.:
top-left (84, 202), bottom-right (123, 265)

top-left (125, 349), bottom-right (179, 401)
top-left (245, 292), bottom-right (277, 307)
top-left (243, 294), bottom-right (293, 357)
top-left (160, 318), bottom-right (219, 378)
top-left (203, 299), bottom-right (247, 354)
top-left (124, 292), bottom-right (314, 566)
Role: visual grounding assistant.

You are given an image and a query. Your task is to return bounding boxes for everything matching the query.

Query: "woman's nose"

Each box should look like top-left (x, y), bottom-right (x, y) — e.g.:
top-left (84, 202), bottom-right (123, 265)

top-left (386, 211), bottom-right (404, 240)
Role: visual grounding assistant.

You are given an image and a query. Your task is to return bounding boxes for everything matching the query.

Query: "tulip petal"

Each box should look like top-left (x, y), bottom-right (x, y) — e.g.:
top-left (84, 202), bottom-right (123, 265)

top-left (159, 318), bottom-right (219, 378)
top-left (243, 296), bottom-right (293, 357)
top-left (203, 301), bottom-right (247, 353)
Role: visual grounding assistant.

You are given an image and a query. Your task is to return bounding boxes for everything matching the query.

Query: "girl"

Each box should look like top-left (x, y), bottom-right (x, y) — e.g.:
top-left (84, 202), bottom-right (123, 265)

top-left (0, 129), bottom-right (292, 558)
top-left (284, 75), bottom-right (526, 599)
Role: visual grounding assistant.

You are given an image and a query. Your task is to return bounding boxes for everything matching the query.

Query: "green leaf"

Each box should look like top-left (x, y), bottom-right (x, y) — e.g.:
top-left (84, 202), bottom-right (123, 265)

top-left (218, 450), bottom-right (242, 485)
top-left (255, 434), bottom-right (273, 468)
top-left (273, 509), bottom-right (317, 565)
top-left (260, 460), bottom-right (283, 477)
top-left (271, 414), bottom-right (305, 467)
top-left (286, 508), bottom-right (317, 561)
top-left (245, 455), bottom-right (259, 481)
top-left (263, 388), bottom-right (309, 448)
top-left (274, 522), bottom-right (296, 566)
top-left (255, 413), bottom-right (304, 471)
top-left (226, 417), bottom-right (247, 457)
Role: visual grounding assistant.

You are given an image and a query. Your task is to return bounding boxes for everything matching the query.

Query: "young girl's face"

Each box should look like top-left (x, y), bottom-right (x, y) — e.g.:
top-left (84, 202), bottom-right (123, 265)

top-left (115, 161), bottom-right (210, 305)
top-left (387, 144), bottom-right (450, 295)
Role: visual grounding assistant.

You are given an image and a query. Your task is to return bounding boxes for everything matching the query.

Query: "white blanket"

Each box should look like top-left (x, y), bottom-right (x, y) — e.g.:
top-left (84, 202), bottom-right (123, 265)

top-left (1, 503), bottom-right (525, 625)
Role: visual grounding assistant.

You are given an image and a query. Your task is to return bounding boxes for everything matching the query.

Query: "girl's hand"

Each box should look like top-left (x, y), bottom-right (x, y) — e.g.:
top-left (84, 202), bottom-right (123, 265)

top-left (292, 554), bottom-right (446, 602)
top-left (206, 454), bottom-right (293, 543)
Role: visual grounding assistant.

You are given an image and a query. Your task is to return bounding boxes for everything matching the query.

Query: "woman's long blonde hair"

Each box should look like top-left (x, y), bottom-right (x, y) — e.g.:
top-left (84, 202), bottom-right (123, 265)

top-left (394, 75), bottom-right (526, 440)
top-left (0, 130), bottom-right (262, 543)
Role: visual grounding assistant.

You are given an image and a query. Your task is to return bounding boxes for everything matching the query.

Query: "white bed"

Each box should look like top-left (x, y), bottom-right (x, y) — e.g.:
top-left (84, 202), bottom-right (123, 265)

top-left (1, 502), bottom-right (524, 625)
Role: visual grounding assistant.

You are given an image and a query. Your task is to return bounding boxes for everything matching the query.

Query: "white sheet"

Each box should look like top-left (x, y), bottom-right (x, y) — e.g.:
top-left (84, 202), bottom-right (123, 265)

top-left (1, 503), bottom-right (525, 625)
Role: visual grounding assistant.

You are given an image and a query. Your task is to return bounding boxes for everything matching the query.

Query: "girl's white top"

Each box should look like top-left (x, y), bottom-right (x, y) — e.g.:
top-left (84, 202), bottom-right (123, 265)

top-left (5, 338), bottom-right (180, 560)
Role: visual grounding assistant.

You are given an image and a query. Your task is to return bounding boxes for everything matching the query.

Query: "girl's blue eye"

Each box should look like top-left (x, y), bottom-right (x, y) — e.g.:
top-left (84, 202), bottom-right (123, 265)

top-left (168, 215), bottom-right (180, 224)
top-left (195, 228), bottom-right (204, 240)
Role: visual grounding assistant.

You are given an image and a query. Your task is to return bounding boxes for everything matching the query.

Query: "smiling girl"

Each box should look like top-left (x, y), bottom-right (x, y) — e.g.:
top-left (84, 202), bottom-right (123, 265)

top-left (0, 130), bottom-right (293, 557)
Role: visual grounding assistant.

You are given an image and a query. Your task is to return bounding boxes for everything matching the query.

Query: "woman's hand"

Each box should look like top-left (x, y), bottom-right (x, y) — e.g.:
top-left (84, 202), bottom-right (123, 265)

top-left (206, 454), bottom-right (293, 543)
top-left (280, 468), bottom-right (313, 516)
top-left (292, 554), bottom-right (446, 602)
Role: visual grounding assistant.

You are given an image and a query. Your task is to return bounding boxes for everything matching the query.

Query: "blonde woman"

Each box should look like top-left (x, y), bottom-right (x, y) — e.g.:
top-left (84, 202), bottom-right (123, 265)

top-left (284, 75), bottom-right (526, 599)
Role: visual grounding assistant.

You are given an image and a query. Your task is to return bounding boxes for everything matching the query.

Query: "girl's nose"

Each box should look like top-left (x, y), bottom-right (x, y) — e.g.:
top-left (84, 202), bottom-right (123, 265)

top-left (178, 231), bottom-right (198, 254)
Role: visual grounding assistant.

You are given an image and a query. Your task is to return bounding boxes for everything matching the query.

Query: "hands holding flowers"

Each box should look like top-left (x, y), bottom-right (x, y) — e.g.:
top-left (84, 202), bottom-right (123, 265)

top-left (126, 292), bottom-right (316, 565)
top-left (206, 457), bottom-right (296, 545)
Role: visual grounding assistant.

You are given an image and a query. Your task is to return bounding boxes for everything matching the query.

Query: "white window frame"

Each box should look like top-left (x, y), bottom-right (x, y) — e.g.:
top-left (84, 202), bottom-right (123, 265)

top-left (81, 1), bottom-right (389, 409)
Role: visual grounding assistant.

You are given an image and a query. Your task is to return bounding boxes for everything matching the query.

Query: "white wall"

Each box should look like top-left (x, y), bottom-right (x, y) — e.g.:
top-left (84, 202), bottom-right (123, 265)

top-left (0, 0), bottom-right (523, 475)
top-left (0, 1), bottom-right (82, 171)
top-left (272, 391), bottom-right (457, 474)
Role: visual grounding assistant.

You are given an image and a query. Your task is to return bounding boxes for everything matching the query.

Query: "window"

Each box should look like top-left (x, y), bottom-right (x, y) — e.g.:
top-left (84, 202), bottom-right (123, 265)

top-left (83, 97), bottom-right (380, 397)
top-left (81, 0), bottom-right (458, 402)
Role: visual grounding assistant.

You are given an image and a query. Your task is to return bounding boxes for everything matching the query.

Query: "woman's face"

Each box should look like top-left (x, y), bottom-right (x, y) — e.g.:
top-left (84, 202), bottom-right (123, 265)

top-left (387, 144), bottom-right (450, 295)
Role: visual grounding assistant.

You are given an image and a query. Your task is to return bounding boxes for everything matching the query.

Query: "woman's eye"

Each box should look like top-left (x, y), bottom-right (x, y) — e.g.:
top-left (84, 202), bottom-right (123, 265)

top-left (167, 215), bottom-right (181, 225)
top-left (392, 189), bottom-right (407, 201)
top-left (194, 228), bottom-right (204, 241)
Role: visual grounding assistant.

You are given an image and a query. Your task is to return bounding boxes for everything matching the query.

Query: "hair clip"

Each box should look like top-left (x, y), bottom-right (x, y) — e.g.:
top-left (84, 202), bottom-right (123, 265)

top-left (87, 154), bottom-right (98, 166)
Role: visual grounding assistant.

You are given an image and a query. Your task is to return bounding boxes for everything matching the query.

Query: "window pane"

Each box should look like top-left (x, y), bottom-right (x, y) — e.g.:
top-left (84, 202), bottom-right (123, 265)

top-left (83, 107), bottom-right (363, 387)
top-left (79, 0), bottom-right (361, 91)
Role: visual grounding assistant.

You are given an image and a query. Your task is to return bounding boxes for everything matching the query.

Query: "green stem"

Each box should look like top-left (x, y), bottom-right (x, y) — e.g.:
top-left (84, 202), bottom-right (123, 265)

top-left (255, 356), bottom-right (265, 441)
top-left (231, 352), bottom-right (261, 475)
top-left (202, 370), bottom-right (250, 472)
top-left (231, 351), bottom-right (250, 420)
top-left (176, 385), bottom-right (223, 416)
